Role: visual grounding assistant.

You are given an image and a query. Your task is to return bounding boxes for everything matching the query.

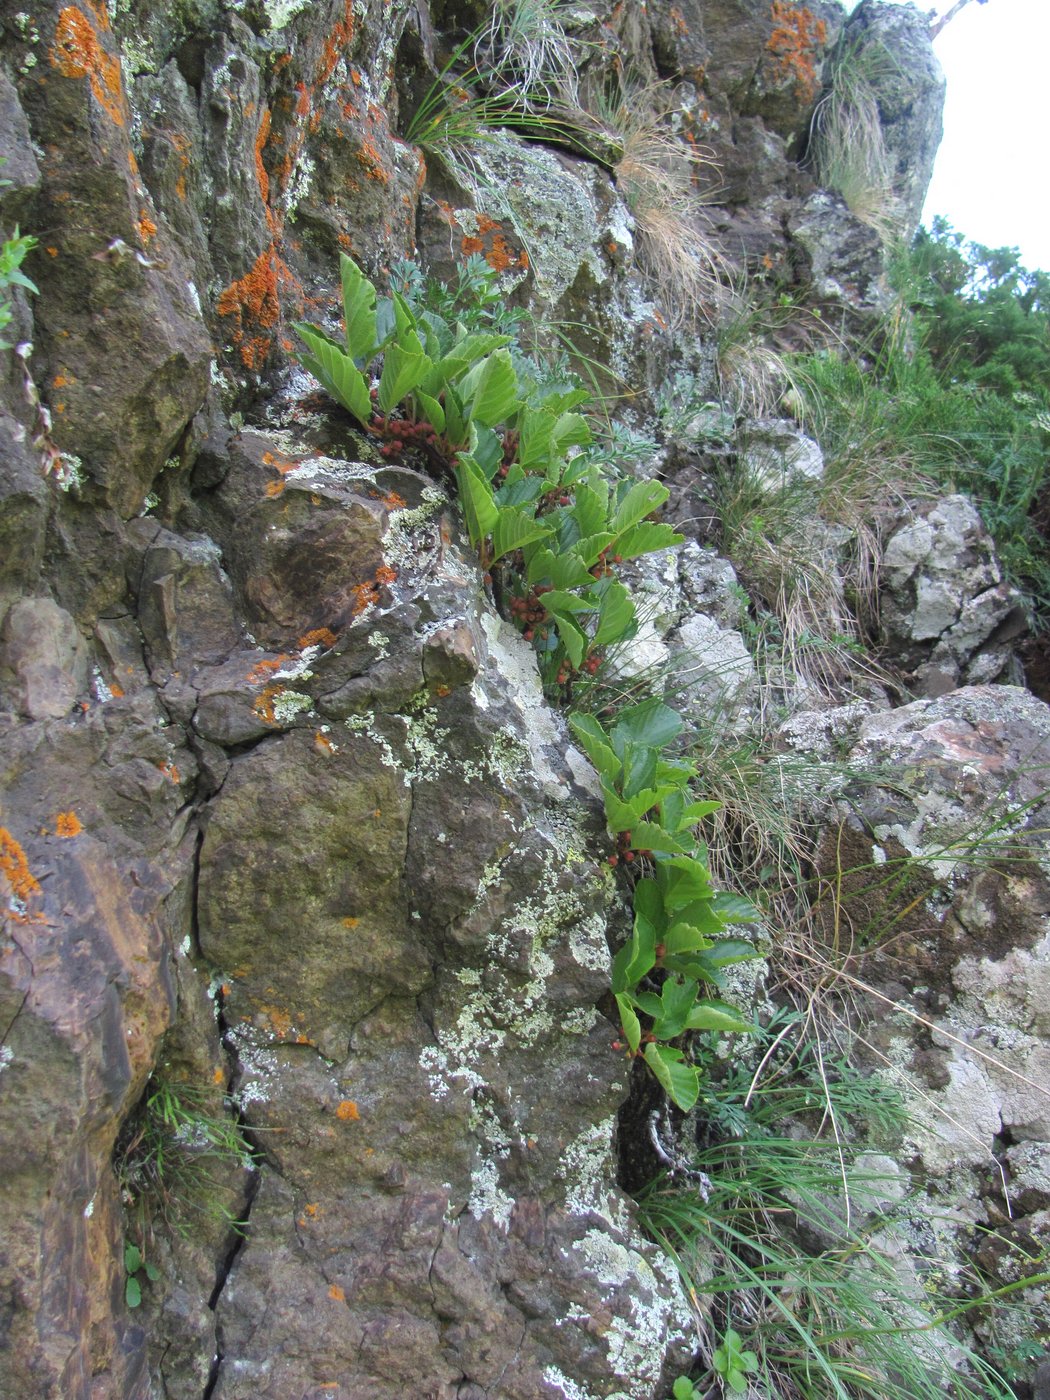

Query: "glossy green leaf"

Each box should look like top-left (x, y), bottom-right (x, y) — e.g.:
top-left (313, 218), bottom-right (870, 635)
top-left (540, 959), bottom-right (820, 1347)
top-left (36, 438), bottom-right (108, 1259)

top-left (613, 520), bottom-right (684, 560)
top-left (611, 697), bottom-right (684, 754)
top-left (455, 455), bottom-right (498, 546)
top-left (416, 389), bottom-right (445, 433)
top-left (567, 714), bottom-right (619, 781)
top-left (616, 994), bottom-right (642, 1053)
top-left (460, 348), bottom-right (520, 427)
top-left (629, 820), bottom-right (695, 855)
top-left (593, 578), bottom-right (636, 645)
top-left (295, 325), bottom-right (373, 423)
top-left (378, 343), bottom-right (431, 413)
top-left (125, 1274), bottom-right (142, 1309)
top-left (685, 998), bottom-right (754, 1034)
top-left (491, 507), bottom-right (551, 563)
top-left (526, 546), bottom-right (593, 589)
top-left (644, 1043), bottom-right (700, 1111)
top-left (339, 254), bottom-right (378, 360)
top-left (611, 479), bottom-right (669, 536)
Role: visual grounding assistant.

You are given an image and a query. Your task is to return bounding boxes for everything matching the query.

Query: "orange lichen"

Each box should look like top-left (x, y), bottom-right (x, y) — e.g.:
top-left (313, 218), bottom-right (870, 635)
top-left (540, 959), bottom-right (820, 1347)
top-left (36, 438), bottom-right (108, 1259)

top-left (355, 136), bottom-right (391, 184)
top-left (55, 811), bottom-right (83, 838)
top-left (213, 1066), bottom-right (226, 1085)
top-left (52, 373), bottom-right (73, 389)
top-left (766, 2), bottom-right (827, 103)
top-left (314, 730), bottom-right (338, 755)
top-left (109, 682), bottom-right (125, 698)
top-left (380, 491), bottom-right (406, 510)
top-left (158, 760), bottom-right (180, 784)
top-left (375, 565), bottom-right (397, 586)
top-left (1, 828), bottom-right (42, 914)
top-left (328, 1284), bottom-right (346, 1302)
top-left (264, 479), bottom-right (286, 498)
top-left (46, 246), bottom-right (59, 257)
top-left (252, 683), bottom-right (284, 724)
top-left (342, 917), bottom-right (359, 928)
top-left (254, 107), bottom-right (272, 206)
top-left (138, 210), bottom-right (157, 244)
top-left (335, 1100), bottom-right (360, 1121)
top-left (317, 0), bottom-right (354, 84)
top-left (261, 1005), bottom-right (293, 1038)
top-left (247, 656), bottom-right (282, 683)
top-left (216, 245), bottom-right (292, 370)
top-left (298, 627), bottom-right (338, 649)
top-left (51, 4), bottom-right (126, 126)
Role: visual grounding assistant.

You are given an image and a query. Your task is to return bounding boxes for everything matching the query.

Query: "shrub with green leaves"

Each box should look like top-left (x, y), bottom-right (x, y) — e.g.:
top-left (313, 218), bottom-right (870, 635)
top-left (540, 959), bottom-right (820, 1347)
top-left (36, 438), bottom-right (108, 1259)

top-left (296, 255), bottom-right (758, 1107)
top-left (0, 227), bottom-right (37, 350)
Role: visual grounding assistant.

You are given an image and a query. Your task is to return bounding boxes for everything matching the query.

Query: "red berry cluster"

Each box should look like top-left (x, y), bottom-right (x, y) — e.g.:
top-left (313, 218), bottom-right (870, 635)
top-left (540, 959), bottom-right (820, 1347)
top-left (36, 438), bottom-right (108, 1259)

top-left (606, 830), bottom-right (653, 867)
top-left (508, 586), bottom-right (550, 641)
top-left (591, 547), bottom-right (624, 579)
top-left (368, 411), bottom-right (442, 460)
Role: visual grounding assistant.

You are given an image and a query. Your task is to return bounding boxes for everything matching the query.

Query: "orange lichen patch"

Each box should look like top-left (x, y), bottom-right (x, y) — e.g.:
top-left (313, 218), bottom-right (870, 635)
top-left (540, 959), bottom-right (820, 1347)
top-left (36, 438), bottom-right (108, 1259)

top-left (213, 1066), bottom-right (226, 1085)
top-left (46, 246), bottom-right (59, 257)
top-left (261, 448), bottom-right (300, 475)
top-left (247, 654), bottom-right (292, 684)
top-left (264, 479), bottom-right (286, 498)
top-left (669, 5), bottom-right (688, 36)
top-left (432, 683), bottom-right (452, 699)
top-left (342, 917), bottom-right (359, 928)
top-left (261, 1005), bottom-right (293, 1038)
top-left (335, 1100), bottom-right (360, 1121)
top-left (55, 811), bottom-right (83, 838)
top-left (375, 564), bottom-right (397, 586)
top-left (216, 245), bottom-right (301, 370)
top-left (138, 210), bottom-right (157, 244)
top-left (355, 135), bottom-right (391, 184)
top-left (314, 730), bottom-right (338, 756)
top-left (158, 760), bottom-right (180, 784)
top-left (50, 5), bottom-right (126, 127)
top-left (254, 107), bottom-right (272, 206)
top-left (766, 2), bottom-right (827, 103)
top-left (460, 215), bottom-right (527, 275)
top-left (252, 683), bottom-right (284, 724)
top-left (109, 682), bottom-right (125, 698)
top-left (317, 0), bottom-right (354, 84)
top-left (380, 491), bottom-right (406, 510)
top-left (1, 828), bottom-right (42, 913)
top-left (298, 627), bottom-right (337, 649)
top-left (52, 372), bottom-right (74, 389)
top-left (328, 1284), bottom-right (346, 1302)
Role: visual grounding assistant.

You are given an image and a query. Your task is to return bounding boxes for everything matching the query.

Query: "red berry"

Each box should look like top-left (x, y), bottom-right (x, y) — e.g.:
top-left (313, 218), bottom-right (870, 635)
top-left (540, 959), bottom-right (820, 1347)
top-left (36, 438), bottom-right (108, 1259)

top-left (607, 855), bottom-right (618, 866)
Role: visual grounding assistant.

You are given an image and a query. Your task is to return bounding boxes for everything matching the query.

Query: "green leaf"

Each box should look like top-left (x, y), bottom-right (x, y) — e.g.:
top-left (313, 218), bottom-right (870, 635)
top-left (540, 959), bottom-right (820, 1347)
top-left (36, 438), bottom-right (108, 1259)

top-left (712, 891), bottom-right (759, 923)
top-left (125, 1275), bottom-right (142, 1309)
top-left (611, 898), bottom-right (658, 993)
top-left (651, 976), bottom-right (699, 1039)
top-left (455, 455), bottom-right (498, 547)
top-left (657, 858), bottom-right (717, 912)
top-left (610, 478), bottom-right (669, 536)
top-left (593, 579), bottom-right (636, 646)
top-left (550, 411), bottom-right (591, 453)
top-left (662, 921), bottom-right (717, 956)
top-left (549, 610), bottom-right (587, 668)
top-left (540, 588), bottom-right (593, 615)
top-left (629, 820), bottom-right (695, 855)
top-left (619, 741), bottom-right (659, 800)
top-left (339, 253), bottom-right (378, 360)
top-left (576, 532), bottom-right (615, 566)
top-left (616, 994), bottom-right (642, 1053)
top-left (644, 1043), bottom-right (700, 1111)
top-left (124, 1244), bottom-right (142, 1275)
top-left (685, 998), bottom-right (753, 1034)
top-left (567, 714), bottom-right (620, 782)
top-left (491, 507), bottom-right (551, 564)
top-left (572, 482), bottom-right (609, 540)
top-left (495, 476), bottom-right (546, 508)
top-left (416, 389), bottom-right (445, 433)
top-left (295, 324), bottom-right (372, 423)
top-left (378, 343), bottom-right (431, 413)
top-left (600, 783), bottom-right (655, 834)
top-left (460, 349), bottom-right (520, 428)
top-left (144, 1261), bottom-right (162, 1282)
top-left (468, 421), bottom-right (504, 476)
top-left (611, 697), bottom-right (683, 753)
top-left (613, 520), bottom-right (685, 560)
top-left (525, 546), bottom-right (593, 590)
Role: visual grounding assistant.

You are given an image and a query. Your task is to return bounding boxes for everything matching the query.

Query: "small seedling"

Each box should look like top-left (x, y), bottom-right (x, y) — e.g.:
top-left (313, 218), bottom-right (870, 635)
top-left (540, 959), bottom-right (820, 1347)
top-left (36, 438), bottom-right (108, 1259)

top-left (712, 1326), bottom-right (759, 1394)
top-left (124, 1242), bottom-right (160, 1308)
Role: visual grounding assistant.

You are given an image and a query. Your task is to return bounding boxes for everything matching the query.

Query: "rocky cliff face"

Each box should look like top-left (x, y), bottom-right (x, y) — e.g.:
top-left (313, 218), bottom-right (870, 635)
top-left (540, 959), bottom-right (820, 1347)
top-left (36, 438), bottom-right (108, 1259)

top-left (6, 3), bottom-right (1044, 1399)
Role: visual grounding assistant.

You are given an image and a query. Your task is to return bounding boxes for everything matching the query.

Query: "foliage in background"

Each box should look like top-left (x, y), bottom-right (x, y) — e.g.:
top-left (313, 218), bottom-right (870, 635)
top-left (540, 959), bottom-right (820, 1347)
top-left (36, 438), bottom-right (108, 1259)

top-left (795, 220), bottom-right (1050, 623)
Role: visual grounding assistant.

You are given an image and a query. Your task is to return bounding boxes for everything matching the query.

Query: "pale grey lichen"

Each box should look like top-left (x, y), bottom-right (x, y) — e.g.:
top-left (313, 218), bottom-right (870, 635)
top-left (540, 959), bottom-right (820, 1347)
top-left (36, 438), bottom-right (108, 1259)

top-left (467, 1156), bottom-right (515, 1231)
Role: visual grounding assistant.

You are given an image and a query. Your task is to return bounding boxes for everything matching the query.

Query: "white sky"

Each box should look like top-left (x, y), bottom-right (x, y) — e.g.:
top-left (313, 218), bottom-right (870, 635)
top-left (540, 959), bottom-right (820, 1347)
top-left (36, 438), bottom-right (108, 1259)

top-left (846, 0), bottom-right (1050, 271)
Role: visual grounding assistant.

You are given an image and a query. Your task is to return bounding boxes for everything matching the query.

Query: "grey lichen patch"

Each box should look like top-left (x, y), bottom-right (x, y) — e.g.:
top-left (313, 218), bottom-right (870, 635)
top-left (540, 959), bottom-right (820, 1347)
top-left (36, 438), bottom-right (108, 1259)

top-left (572, 1229), bottom-right (695, 1391)
top-left (343, 712), bottom-right (406, 776)
top-left (559, 1118), bottom-right (625, 1228)
top-left (467, 1155), bottom-right (515, 1232)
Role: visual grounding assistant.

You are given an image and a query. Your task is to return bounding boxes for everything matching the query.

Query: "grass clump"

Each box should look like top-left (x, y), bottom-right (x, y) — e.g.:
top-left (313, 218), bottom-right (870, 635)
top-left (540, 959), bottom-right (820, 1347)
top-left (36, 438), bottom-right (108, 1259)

top-left (640, 1032), bottom-right (1030, 1400)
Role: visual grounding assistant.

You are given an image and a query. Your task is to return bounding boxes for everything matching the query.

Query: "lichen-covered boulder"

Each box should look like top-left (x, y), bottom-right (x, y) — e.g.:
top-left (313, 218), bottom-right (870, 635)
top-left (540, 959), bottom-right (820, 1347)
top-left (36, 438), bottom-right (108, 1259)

top-left (879, 494), bottom-right (1026, 694)
top-left (817, 686), bottom-right (1050, 1356)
